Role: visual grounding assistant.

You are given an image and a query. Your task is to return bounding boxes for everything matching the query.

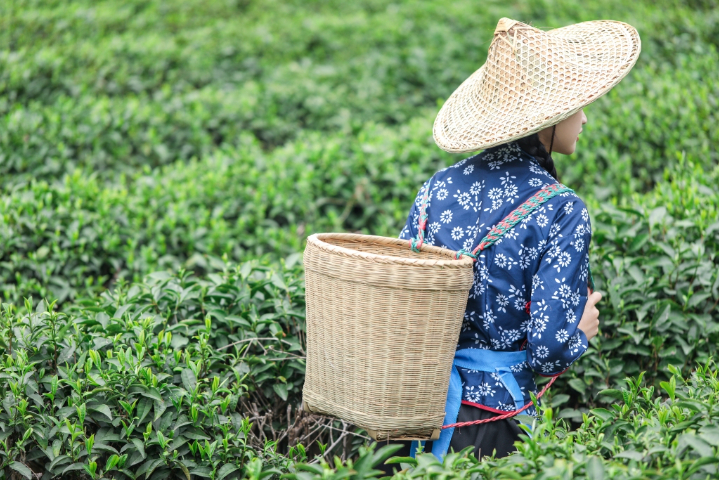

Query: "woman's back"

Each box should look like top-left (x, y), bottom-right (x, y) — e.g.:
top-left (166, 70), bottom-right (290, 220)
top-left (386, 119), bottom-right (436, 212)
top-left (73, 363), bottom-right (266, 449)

top-left (400, 142), bottom-right (592, 414)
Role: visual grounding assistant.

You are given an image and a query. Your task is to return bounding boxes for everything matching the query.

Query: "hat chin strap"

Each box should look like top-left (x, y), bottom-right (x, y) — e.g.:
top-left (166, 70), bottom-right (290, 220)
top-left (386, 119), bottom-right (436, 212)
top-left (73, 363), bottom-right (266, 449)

top-left (548, 125), bottom-right (557, 155)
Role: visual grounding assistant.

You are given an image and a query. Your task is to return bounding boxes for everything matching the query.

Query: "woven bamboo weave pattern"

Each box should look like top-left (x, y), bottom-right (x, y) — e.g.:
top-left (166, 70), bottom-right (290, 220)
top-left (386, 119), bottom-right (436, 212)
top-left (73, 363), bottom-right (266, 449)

top-left (303, 234), bottom-right (474, 440)
top-left (433, 17), bottom-right (641, 152)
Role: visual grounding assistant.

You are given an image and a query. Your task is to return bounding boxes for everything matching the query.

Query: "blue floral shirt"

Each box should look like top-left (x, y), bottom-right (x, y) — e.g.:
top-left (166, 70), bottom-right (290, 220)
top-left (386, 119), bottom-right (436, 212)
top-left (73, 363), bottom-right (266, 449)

top-left (399, 142), bottom-right (591, 414)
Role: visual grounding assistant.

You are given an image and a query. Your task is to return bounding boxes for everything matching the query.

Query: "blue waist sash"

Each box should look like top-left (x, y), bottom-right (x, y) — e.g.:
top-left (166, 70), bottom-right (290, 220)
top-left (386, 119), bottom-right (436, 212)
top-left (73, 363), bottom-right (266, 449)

top-left (410, 348), bottom-right (529, 460)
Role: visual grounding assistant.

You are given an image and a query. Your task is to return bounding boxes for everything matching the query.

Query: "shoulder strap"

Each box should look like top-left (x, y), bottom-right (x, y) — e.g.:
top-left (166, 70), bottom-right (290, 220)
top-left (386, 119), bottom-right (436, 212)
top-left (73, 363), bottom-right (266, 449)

top-left (410, 182), bottom-right (595, 289)
top-left (456, 183), bottom-right (574, 259)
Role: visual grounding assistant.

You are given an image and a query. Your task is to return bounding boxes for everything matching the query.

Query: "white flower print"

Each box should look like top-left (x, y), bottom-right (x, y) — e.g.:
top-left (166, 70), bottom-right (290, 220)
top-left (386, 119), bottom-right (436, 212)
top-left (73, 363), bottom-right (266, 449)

top-left (472, 332), bottom-right (489, 349)
top-left (465, 385), bottom-right (482, 403)
top-left (549, 223), bottom-right (561, 238)
top-left (536, 214), bottom-right (549, 228)
top-left (580, 256), bottom-right (589, 282)
top-left (564, 202), bottom-right (574, 214)
top-left (462, 238), bottom-right (474, 251)
top-left (520, 318), bottom-right (533, 332)
top-left (478, 383), bottom-right (496, 396)
top-left (504, 229), bottom-right (519, 241)
top-left (541, 362), bottom-right (558, 373)
top-left (494, 252), bottom-right (518, 270)
top-left (436, 188), bottom-right (448, 200)
top-left (486, 198), bottom-right (503, 212)
top-left (529, 178), bottom-right (543, 187)
top-left (566, 310), bottom-right (577, 324)
top-left (490, 372), bottom-right (503, 386)
top-left (469, 261), bottom-right (489, 299)
top-left (532, 274), bottom-right (544, 295)
top-left (519, 253), bottom-right (531, 270)
top-left (429, 222), bottom-right (441, 234)
top-left (440, 210), bottom-right (453, 224)
top-left (510, 362), bottom-right (528, 373)
top-left (573, 237), bottom-right (585, 252)
top-left (494, 253), bottom-right (508, 268)
top-left (463, 164), bottom-right (475, 175)
top-left (570, 290), bottom-right (581, 307)
top-left (451, 226), bottom-right (464, 240)
top-left (499, 327), bottom-right (521, 347)
top-left (531, 299), bottom-right (550, 339)
top-left (496, 401), bottom-right (515, 412)
top-left (568, 332), bottom-right (584, 354)
top-left (508, 284), bottom-right (526, 309)
top-left (455, 190), bottom-right (471, 209)
top-left (482, 308), bottom-right (497, 330)
top-left (488, 160), bottom-right (503, 170)
top-left (536, 345), bottom-right (549, 359)
top-left (581, 207), bottom-right (589, 222)
top-left (554, 251), bottom-right (572, 272)
top-left (555, 329), bottom-right (570, 343)
top-left (575, 224), bottom-right (586, 237)
top-left (519, 215), bottom-right (533, 229)
top-left (470, 181), bottom-right (483, 195)
top-left (500, 172), bottom-right (516, 187)
top-left (488, 187), bottom-right (503, 200)
top-left (496, 293), bottom-right (509, 312)
top-left (545, 243), bottom-right (561, 260)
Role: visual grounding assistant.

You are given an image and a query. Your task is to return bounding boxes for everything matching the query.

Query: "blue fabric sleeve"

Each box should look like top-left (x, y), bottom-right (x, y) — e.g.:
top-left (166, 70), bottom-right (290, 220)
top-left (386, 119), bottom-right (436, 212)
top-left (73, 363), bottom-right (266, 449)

top-left (527, 196), bottom-right (593, 376)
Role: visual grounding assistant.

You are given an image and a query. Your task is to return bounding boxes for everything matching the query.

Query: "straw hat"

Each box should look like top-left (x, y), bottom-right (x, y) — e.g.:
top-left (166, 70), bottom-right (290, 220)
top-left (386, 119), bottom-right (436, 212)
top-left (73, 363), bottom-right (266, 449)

top-left (433, 18), bottom-right (641, 153)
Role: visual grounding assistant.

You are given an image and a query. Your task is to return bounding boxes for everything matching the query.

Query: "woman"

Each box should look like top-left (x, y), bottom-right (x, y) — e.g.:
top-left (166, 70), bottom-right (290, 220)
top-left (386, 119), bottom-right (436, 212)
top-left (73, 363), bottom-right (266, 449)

top-left (379, 17), bottom-right (640, 466)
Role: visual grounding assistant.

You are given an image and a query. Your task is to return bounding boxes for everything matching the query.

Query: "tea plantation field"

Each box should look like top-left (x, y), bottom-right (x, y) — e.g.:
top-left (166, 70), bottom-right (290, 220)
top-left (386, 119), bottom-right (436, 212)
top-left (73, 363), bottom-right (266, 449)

top-left (1, 0), bottom-right (718, 478)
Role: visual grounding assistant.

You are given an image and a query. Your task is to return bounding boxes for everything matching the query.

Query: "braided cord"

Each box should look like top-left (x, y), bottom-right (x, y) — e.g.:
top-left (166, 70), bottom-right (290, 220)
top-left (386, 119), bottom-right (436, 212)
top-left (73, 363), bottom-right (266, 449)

top-left (442, 376), bottom-right (557, 429)
top-left (455, 183), bottom-right (574, 260)
top-left (409, 180), bottom-right (432, 253)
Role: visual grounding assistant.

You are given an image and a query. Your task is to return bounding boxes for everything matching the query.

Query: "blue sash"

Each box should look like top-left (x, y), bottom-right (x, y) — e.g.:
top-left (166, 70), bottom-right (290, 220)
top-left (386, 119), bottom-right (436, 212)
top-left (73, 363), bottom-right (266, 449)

top-left (410, 348), bottom-right (528, 460)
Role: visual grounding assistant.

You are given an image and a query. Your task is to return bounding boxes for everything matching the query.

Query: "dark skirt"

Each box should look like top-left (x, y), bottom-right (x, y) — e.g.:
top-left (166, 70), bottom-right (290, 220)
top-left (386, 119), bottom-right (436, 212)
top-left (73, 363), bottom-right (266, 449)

top-left (373, 405), bottom-right (524, 475)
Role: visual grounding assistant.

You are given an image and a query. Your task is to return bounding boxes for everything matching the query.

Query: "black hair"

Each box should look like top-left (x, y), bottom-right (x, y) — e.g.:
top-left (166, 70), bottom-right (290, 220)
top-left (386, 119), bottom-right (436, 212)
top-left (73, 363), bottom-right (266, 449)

top-left (515, 127), bottom-right (559, 180)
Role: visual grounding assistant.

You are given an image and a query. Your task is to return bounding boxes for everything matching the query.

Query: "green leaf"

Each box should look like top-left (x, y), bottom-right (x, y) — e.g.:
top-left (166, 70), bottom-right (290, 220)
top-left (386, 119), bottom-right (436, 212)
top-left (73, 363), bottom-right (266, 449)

top-left (615, 451), bottom-right (644, 461)
top-left (9, 462), bottom-right (33, 480)
top-left (273, 383), bottom-right (288, 401)
top-left (182, 368), bottom-right (197, 393)
top-left (585, 456), bottom-right (605, 480)
top-left (62, 463), bottom-right (87, 474)
top-left (136, 458), bottom-right (164, 478)
top-left (89, 404), bottom-right (113, 421)
top-left (189, 466), bottom-right (213, 478)
top-left (384, 456), bottom-right (417, 466)
top-left (217, 464), bottom-right (240, 480)
top-left (567, 378), bottom-right (587, 395)
top-left (132, 438), bottom-right (146, 460)
top-left (137, 397), bottom-right (153, 424)
top-left (178, 462), bottom-right (192, 480)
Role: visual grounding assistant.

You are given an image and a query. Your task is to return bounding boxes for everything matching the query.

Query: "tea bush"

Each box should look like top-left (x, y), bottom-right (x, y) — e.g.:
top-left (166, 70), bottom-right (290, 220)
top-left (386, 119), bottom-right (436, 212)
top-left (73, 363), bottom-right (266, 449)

top-left (0, 260), bottom-right (310, 479)
top-left (552, 157), bottom-right (719, 417)
top-left (1, 0), bottom-right (718, 190)
top-left (2, 0), bottom-right (719, 477)
top-left (306, 362), bottom-right (719, 480)
top-left (1, 0), bottom-right (718, 306)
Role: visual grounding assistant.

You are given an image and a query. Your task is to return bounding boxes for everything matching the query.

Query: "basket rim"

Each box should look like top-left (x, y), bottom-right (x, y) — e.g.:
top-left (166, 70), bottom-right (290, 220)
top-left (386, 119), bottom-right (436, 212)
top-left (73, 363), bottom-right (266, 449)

top-left (306, 233), bottom-right (475, 268)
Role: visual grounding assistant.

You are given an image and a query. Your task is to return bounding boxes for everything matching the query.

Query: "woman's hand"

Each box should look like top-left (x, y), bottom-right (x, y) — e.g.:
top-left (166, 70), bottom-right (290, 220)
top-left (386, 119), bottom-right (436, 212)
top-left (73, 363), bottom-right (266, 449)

top-left (578, 288), bottom-right (602, 341)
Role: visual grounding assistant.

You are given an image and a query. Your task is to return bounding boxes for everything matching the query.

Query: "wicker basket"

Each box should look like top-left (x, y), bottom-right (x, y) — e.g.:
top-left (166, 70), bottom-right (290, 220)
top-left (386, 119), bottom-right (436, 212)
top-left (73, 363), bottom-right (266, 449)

top-left (302, 233), bottom-right (475, 440)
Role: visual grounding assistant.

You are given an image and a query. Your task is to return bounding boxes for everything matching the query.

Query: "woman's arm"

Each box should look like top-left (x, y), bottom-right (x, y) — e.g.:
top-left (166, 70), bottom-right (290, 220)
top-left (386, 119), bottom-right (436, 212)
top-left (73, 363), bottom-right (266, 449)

top-left (526, 198), bottom-right (594, 376)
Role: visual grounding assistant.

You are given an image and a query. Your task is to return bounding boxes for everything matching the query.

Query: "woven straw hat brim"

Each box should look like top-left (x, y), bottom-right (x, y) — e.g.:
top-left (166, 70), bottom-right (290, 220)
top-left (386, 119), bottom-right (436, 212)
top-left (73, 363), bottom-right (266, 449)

top-left (433, 18), bottom-right (641, 153)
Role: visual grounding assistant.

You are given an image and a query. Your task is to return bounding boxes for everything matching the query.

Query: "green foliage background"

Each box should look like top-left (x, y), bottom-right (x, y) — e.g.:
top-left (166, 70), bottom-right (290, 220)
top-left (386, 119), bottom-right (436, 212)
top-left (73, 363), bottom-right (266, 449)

top-left (1, 0), bottom-right (718, 478)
